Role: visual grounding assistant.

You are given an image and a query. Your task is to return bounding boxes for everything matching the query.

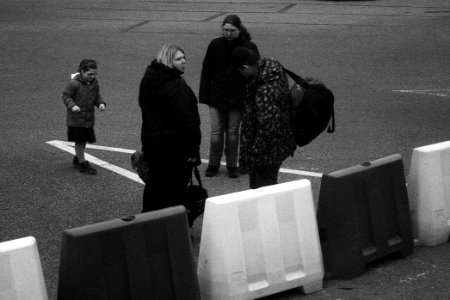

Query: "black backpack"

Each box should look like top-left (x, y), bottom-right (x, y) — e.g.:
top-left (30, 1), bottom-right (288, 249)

top-left (284, 68), bottom-right (335, 147)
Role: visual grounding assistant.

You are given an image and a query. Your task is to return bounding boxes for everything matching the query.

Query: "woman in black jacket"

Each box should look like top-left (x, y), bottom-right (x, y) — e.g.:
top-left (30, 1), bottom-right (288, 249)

top-left (199, 15), bottom-right (259, 178)
top-left (139, 44), bottom-right (201, 213)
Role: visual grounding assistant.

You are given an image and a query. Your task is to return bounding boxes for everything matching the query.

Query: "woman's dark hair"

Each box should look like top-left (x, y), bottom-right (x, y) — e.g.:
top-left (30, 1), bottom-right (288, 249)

top-left (222, 14), bottom-right (252, 41)
top-left (78, 59), bottom-right (97, 72)
top-left (231, 47), bottom-right (260, 70)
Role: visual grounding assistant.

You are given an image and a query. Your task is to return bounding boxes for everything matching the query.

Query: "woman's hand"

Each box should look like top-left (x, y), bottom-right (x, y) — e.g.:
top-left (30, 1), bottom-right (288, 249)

top-left (72, 105), bottom-right (80, 112)
top-left (188, 153), bottom-right (201, 166)
top-left (187, 157), bottom-right (198, 164)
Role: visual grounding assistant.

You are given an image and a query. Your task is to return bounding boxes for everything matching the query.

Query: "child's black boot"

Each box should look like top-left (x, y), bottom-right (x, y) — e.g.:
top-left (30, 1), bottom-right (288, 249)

top-left (72, 156), bottom-right (80, 169)
top-left (79, 161), bottom-right (97, 175)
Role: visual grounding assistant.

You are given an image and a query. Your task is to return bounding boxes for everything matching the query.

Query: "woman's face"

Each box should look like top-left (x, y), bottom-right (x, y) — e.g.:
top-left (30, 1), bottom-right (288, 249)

top-left (222, 23), bottom-right (240, 41)
top-left (170, 50), bottom-right (186, 73)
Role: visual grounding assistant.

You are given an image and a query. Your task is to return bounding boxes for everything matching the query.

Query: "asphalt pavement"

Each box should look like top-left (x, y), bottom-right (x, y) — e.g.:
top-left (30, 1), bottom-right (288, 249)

top-left (1, 0), bottom-right (450, 299)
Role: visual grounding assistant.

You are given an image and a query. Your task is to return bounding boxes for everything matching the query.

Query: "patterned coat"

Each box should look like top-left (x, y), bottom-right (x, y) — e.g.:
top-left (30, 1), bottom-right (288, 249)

top-left (239, 58), bottom-right (297, 172)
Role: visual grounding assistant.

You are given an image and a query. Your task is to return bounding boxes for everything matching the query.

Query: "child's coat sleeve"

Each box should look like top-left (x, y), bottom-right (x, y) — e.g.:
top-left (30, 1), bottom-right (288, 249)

top-left (94, 83), bottom-right (105, 108)
top-left (62, 80), bottom-right (77, 109)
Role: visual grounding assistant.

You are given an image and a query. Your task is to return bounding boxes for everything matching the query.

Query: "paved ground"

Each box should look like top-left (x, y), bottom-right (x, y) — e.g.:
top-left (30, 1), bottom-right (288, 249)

top-left (1, 0), bottom-right (450, 299)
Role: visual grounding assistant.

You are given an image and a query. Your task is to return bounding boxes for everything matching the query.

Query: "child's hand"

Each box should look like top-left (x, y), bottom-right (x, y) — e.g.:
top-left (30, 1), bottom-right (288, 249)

top-left (99, 104), bottom-right (105, 111)
top-left (72, 105), bottom-right (81, 112)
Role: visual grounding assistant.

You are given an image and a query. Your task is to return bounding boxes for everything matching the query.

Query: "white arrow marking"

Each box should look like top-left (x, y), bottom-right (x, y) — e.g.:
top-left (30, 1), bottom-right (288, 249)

top-left (46, 140), bottom-right (144, 184)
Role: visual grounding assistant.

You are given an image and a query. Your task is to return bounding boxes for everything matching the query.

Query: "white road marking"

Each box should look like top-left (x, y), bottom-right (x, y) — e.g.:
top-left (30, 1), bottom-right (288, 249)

top-left (280, 167), bottom-right (322, 177)
top-left (46, 140), bottom-right (323, 181)
top-left (200, 159), bottom-right (322, 178)
top-left (393, 89), bottom-right (450, 97)
top-left (51, 141), bottom-right (135, 153)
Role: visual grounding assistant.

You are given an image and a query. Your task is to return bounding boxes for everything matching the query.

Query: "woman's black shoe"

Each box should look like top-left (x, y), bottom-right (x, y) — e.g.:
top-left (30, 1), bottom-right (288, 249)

top-left (227, 166), bottom-right (240, 178)
top-left (205, 165), bottom-right (219, 177)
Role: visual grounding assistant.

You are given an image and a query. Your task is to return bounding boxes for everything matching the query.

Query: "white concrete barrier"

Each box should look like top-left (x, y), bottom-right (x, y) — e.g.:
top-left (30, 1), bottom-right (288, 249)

top-left (0, 236), bottom-right (48, 300)
top-left (408, 141), bottom-right (450, 246)
top-left (197, 179), bottom-right (323, 299)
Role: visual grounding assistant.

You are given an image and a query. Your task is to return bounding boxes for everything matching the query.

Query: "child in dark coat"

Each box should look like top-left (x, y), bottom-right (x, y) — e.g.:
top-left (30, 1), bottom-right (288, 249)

top-left (62, 59), bottom-right (106, 174)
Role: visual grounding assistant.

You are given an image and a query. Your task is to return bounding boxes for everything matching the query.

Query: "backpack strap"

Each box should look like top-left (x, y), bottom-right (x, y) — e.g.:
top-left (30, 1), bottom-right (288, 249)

top-left (283, 67), bottom-right (310, 89)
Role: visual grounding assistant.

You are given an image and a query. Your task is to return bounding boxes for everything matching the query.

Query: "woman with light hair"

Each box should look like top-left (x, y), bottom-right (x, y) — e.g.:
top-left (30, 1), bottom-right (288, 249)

top-left (138, 44), bottom-right (201, 218)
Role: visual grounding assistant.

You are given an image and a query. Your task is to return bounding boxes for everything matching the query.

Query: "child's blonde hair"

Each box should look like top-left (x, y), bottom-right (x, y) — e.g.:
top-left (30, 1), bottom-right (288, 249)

top-left (156, 44), bottom-right (184, 67)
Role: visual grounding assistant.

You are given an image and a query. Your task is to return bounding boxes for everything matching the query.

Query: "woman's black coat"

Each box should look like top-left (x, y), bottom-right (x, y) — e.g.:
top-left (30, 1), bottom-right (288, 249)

top-left (199, 36), bottom-right (259, 111)
top-left (139, 60), bottom-right (201, 161)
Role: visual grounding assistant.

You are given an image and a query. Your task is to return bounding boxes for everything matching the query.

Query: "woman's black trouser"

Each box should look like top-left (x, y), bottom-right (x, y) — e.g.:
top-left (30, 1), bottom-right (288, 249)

top-left (249, 164), bottom-right (281, 189)
top-left (142, 156), bottom-right (192, 213)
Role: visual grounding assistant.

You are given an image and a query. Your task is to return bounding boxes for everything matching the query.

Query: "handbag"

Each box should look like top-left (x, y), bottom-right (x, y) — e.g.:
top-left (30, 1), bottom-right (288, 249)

top-left (283, 67), bottom-right (335, 147)
top-left (131, 150), bottom-right (149, 182)
top-left (184, 166), bottom-right (208, 227)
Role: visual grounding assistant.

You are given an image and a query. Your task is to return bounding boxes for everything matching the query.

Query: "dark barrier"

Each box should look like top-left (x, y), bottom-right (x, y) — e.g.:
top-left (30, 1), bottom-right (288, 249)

top-left (57, 206), bottom-right (200, 300)
top-left (317, 154), bottom-right (414, 279)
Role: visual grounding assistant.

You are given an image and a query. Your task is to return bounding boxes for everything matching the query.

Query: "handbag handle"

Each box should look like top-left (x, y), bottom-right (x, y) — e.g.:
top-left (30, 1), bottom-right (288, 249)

top-left (191, 166), bottom-right (203, 187)
top-left (283, 67), bottom-right (310, 89)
